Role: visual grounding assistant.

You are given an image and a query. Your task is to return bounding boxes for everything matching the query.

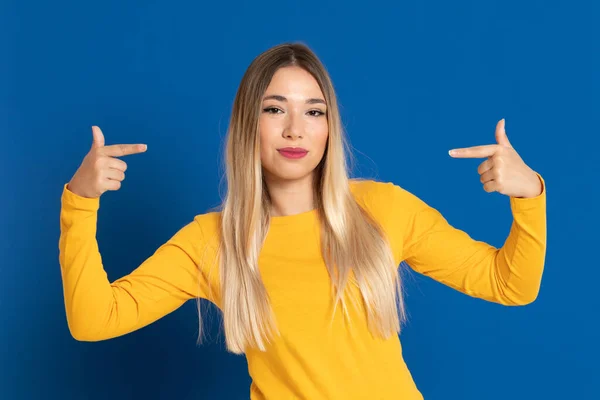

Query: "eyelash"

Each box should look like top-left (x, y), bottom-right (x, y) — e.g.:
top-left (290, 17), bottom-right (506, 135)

top-left (262, 107), bottom-right (325, 117)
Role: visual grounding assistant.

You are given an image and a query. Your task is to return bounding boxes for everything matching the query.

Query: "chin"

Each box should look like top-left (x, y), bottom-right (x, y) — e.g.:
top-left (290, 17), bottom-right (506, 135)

top-left (264, 166), bottom-right (315, 182)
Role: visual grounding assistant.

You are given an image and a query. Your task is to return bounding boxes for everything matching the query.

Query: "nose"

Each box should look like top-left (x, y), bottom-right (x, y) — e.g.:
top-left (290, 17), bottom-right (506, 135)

top-left (282, 111), bottom-right (303, 140)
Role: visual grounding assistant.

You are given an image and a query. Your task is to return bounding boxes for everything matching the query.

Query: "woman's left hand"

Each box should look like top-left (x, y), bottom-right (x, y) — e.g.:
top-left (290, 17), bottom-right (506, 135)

top-left (448, 119), bottom-right (543, 199)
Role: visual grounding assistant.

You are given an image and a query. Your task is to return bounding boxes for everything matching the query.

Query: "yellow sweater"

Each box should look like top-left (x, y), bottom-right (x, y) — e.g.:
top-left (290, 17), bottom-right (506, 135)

top-left (58, 177), bottom-right (546, 399)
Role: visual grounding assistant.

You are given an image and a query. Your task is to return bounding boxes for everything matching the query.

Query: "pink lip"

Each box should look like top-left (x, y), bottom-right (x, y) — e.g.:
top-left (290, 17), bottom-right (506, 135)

top-left (277, 147), bottom-right (308, 159)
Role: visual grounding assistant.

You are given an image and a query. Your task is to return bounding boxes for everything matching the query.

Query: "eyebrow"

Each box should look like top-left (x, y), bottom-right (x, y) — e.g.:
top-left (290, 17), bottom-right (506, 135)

top-left (263, 94), bottom-right (326, 105)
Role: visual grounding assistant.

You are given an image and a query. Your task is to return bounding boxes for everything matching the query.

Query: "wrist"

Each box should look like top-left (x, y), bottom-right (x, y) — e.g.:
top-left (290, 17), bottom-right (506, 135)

top-left (521, 172), bottom-right (543, 198)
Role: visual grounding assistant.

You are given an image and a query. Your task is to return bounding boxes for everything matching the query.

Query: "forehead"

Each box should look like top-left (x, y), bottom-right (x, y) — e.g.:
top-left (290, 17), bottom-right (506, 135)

top-left (265, 66), bottom-right (324, 98)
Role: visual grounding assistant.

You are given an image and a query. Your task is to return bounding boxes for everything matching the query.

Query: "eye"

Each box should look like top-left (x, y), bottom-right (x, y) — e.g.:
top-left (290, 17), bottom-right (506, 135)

top-left (263, 107), bottom-right (282, 114)
top-left (308, 110), bottom-right (325, 117)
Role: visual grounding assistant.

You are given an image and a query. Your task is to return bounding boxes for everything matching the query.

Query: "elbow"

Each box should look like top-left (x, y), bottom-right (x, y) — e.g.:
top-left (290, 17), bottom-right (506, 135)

top-left (70, 332), bottom-right (90, 342)
top-left (70, 329), bottom-right (95, 342)
top-left (505, 287), bottom-right (541, 306)
top-left (499, 262), bottom-right (544, 306)
top-left (68, 324), bottom-right (93, 342)
top-left (66, 317), bottom-right (103, 342)
top-left (521, 289), bottom-right (541, 306)
top-left (69, 328), bottom-right (105, 342)
top-left (514, 295), bottom-right (538, 306)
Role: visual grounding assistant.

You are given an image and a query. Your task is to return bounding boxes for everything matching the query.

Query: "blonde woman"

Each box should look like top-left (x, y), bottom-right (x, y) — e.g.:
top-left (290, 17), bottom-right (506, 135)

top-left (59, 42), bottom-right (546, 399)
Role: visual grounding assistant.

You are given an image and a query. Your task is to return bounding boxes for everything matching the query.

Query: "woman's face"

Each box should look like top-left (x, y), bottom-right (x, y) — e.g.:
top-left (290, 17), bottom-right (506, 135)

top-left (259, 66), bottom-right (329, 184)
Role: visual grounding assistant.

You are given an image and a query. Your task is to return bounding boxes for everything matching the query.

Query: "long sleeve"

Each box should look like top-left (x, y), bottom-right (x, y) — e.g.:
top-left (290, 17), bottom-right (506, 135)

top-left (388, 175), bottom-right (546, 306)
top-left (58, 183), bottom-right (213, 341)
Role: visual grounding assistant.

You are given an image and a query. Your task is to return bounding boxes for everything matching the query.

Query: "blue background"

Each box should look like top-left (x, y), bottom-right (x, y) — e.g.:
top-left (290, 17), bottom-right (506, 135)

top-left (2, 0), bottom-right (598, 399)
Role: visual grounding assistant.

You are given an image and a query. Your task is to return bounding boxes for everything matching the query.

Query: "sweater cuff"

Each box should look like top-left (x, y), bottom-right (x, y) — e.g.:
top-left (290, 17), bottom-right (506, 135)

top-left (509, 173), bottom-right (546, 213)
top-left (61, 183), bottom-right (100, 212)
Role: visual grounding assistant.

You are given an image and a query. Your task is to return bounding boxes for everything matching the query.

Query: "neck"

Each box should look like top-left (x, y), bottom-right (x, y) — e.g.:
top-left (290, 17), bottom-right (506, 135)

top-left (264, 174), bottom-right (315, 217)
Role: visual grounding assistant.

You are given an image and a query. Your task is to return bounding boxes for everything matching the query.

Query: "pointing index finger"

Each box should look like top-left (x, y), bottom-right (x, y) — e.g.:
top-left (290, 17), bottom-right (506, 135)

top-left (449, 144), bottom-right (498, 158)
top-left (101, 144), bottom-right (148, 157)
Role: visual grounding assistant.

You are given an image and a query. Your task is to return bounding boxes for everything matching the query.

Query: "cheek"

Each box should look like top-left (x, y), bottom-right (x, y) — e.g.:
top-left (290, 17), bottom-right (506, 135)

top-left (259, 118), bottom-right (276, 151)
top-left (312, 122), bottom-right (329, 152)
top-left (259, 118), bottom-right (283, 171)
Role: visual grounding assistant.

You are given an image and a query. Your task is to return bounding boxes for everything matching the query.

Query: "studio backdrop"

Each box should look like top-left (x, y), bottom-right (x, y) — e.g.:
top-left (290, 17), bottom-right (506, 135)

top-left (1, 1), bottom-right (598, 399)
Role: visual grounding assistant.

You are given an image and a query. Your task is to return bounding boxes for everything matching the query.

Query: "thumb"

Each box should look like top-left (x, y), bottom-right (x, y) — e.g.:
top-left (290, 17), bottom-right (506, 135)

top-left (495, 118), bottom-right (511, 147)
top-left (91, 126), bottom-right (105, 149)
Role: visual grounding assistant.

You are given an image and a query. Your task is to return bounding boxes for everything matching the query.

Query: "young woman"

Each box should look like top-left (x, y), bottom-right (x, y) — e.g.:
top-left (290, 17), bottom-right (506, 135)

top-left (59, 42), bottom-right (546, 399)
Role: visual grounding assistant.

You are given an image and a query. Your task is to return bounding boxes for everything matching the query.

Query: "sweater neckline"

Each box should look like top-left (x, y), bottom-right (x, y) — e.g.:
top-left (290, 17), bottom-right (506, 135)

top-left (269, 208), bottom-right (318, 228)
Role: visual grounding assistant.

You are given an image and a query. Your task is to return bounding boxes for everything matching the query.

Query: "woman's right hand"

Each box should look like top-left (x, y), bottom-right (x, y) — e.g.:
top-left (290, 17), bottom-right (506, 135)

top-left (67, 126), bottom-right (147, 199)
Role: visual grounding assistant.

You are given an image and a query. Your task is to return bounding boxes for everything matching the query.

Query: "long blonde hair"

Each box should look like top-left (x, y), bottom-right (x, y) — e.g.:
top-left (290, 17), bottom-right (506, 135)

top-left (204, 42), bottom-right (406, 354)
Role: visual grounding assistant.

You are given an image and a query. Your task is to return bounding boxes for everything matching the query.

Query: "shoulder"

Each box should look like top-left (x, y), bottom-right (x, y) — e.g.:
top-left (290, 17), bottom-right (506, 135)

top-left (349, 178), bottom-right (401, 199)
top-left (191, 211), bottom-right (221, 249)
top-left (349, 179), bottom-right (431, 264)
top-left (164, 211), bottom-right (221, 253)
top-left (349, 178), bottom-right (428, 217)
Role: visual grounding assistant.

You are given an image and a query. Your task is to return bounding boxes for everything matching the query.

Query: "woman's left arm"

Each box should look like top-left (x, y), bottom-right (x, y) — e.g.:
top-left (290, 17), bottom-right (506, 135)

top-left (401, 119), bottom-right (546, 305)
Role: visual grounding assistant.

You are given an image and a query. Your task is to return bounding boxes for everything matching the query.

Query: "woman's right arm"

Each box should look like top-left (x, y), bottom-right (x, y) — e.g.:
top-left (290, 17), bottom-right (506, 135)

top-left (59, 183), bottom-right (210, 341)
top-left (59, 126), bottom-right (212, 341)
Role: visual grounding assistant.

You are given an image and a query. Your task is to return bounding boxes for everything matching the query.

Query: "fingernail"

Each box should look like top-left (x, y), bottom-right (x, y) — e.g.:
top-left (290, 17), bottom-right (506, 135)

top-left (449, 149), bottom-right (457, 156)
top-left (141, 144), bottom-right (147, 151)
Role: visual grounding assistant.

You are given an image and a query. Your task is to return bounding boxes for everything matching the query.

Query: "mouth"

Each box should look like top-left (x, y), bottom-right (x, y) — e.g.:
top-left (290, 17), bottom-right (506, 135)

top-left (277, 147), bottom-right (308, 159)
